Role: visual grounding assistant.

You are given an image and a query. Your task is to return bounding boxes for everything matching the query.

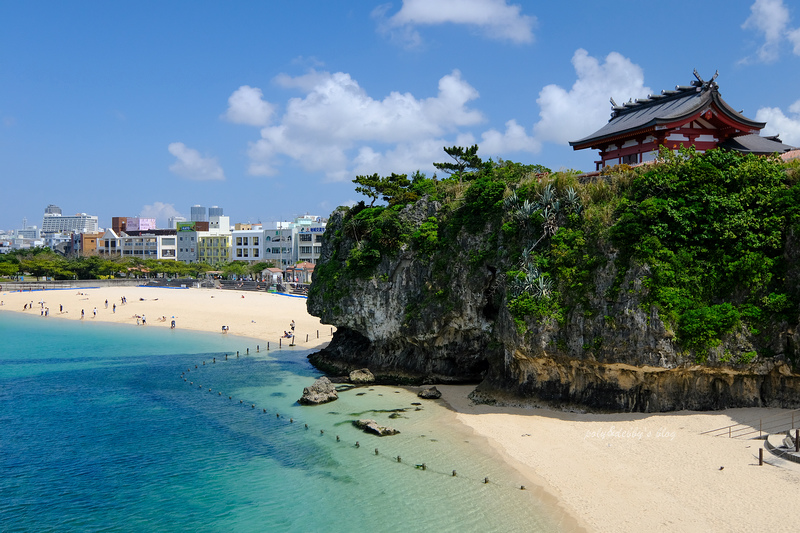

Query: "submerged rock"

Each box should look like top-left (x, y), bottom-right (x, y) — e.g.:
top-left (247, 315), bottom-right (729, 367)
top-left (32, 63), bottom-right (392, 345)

top-left (353, 419), bottom-right (400, 436)
top-left (349, 368), bottom-right (375, 384)
top-left (299, 377), bottom-right (338, 405)
top-left (417, 386), bottom-right (442, 399)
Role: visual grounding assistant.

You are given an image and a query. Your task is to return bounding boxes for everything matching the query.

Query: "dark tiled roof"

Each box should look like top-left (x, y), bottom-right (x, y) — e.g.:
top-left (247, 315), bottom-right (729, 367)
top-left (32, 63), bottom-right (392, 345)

top-left (720, 134), bottom-right (795, 154)
top-left (570, 75), bottom-right (765, 149)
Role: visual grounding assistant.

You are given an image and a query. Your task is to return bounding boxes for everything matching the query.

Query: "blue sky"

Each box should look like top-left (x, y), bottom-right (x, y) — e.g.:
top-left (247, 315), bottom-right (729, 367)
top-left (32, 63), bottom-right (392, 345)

top-left (2, 0), bottom-right (800, 231)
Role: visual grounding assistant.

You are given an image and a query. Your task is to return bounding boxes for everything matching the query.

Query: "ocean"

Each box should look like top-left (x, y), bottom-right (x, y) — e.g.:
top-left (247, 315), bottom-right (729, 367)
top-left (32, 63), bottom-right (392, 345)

top-left (0, 312), bottom-right (569, 532)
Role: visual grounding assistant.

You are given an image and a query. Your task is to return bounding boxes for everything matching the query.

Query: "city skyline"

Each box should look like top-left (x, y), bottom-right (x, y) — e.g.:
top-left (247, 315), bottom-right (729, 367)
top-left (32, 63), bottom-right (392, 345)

top-left (2, 1), bottom-right (800, 231)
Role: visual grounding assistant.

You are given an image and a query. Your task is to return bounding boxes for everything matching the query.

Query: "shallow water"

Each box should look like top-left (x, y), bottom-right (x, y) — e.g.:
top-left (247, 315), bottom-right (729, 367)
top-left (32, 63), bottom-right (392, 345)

top-left (0, 312), bottom-right (567, 532)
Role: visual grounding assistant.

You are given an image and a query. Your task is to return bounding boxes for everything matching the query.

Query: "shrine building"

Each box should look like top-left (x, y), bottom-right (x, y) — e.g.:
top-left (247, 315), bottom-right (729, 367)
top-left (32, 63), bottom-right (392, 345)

top-left (570, 71), bottom-right (795, 171)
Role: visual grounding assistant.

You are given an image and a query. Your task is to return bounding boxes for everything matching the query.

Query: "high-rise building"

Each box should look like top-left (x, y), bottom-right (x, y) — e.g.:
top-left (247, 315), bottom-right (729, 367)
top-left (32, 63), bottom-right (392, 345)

top-left (208, 206), bottom-right (224, 217)
top-left (44, 204), bottom-right (62, 215)
top-left (168, 216), bottom-right (187, 229)
top-left (42, 208), bottom-right (98, 235)
top-left (191, 205), bottom-right (207, 222)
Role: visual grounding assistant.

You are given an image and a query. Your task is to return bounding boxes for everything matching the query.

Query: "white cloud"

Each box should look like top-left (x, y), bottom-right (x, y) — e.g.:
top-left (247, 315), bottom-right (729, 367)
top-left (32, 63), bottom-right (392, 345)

top-left (756, 99), bottom-right (800, 146)
top-left (741, 0), bottom-right (800, 62)
top-left (376, 0), bottom-right (535, 46)
top-left (168, 142), bottom-right (226, 181)
top-left (140, 202), bottom-right (181, 228)
top-left (222, 85), bottom-right (275, 126)
top-left (243, 69), bottom-right (484, 180)
top-left (480, 119), bottom-right (540, 154)
top-left (533, 49), bottom-right (651, 145)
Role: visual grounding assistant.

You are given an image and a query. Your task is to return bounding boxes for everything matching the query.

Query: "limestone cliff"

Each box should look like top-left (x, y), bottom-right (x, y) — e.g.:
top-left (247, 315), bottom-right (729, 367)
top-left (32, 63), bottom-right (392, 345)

top-left (307, 154), bottom-right (800, 412)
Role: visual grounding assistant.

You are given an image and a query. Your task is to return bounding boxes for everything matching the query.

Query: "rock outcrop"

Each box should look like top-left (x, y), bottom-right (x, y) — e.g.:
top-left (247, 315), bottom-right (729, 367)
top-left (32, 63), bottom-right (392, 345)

top-left (298, 376), bottom-right (338, 405)
top-left (353, 419), bottom-right (400, 436)
top-left (349, 368), bottom-right (375, 384)
top-left (418, 386), bottom-right (442, 399)
top-left (307, 189), bottom-right (800, 412)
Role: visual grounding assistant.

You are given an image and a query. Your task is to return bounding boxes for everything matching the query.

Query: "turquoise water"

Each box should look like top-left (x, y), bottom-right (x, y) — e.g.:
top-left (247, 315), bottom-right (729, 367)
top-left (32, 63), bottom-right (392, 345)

top-left (0, 312), bottom-right (568, 532)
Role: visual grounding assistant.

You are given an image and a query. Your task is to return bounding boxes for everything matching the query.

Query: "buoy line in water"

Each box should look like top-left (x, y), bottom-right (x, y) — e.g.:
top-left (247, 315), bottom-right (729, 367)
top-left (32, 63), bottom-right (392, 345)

top-left (179, 347), bottom-right (530, 493)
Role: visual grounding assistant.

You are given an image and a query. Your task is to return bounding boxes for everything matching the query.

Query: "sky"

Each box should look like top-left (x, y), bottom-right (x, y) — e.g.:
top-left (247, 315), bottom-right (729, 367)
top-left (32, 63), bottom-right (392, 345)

top-left (2, 0), bottom-right (800, 231)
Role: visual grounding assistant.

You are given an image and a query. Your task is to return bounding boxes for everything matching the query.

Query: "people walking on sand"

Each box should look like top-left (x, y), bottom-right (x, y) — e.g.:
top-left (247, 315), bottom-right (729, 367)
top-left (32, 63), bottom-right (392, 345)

top-left (112, 303), bottom-right (116, 313)
top-left (60, 304), bottom-right (63, 313)
top-left (93, 307), bottom-right (97, 318)
top-left (81, 309), bottom-right (85, 320)
top-left (104, 299), bottom-right (108, 309)
top-left (141, 314), bottom-right (146, 325)
top-left (290, 320), bottom-right (295, 331)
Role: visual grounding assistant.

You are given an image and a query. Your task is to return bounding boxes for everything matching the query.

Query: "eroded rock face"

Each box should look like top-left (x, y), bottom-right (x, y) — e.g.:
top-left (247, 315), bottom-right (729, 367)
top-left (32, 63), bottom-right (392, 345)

top-left (307, 201), bottom-right (800, 412)
top-left (298, 377), bottom-right (338, 405)
top-left (353, 419), bottom-right (400, 436)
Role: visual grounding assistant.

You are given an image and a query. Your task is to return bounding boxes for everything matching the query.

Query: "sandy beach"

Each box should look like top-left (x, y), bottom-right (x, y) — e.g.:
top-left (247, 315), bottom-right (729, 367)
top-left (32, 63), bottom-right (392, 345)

top-left (438, 385), bottom-right (800, 532)
top-left (0, 285), bottom-right (332, 349)
top-left (3, 285), bottom-right (800, 532)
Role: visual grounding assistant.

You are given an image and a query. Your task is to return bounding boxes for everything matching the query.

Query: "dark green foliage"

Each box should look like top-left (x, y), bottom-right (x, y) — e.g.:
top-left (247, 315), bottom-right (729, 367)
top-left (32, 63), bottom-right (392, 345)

top-left (678, 304), bottom-right (741, 362)
top-left (456, 175), bottom-right (506, 231)
top-left (610, 147), bottom-right (800, 354)
top-left (433, 145), bottom-right (483, 180)
top-left (412, 217), bottom-right (439, 256)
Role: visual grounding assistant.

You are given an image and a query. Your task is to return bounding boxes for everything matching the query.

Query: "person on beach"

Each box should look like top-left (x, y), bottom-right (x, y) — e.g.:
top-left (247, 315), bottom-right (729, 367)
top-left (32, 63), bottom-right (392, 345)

top-left (290, 320), bottom-right (295, 331)
top-left (81, 309), bottom-right (84, 319)
top-left (142, 314), bottom-right (146, 325)
top-left (104, 299), bottom-right (108, 309)
top-left (112, 303), bottom-right (116, 313)
top-left (93, 307), bottom-right (97, 318)
top-left (171, 319), bottom-right (176, 329)
top-left (59, 304), bottom-right (63, 313)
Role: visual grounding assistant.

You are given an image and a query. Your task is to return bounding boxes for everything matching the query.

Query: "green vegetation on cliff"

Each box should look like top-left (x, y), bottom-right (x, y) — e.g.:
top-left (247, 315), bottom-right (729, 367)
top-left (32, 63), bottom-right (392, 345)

top-left (310, 145), bottom-right (800, 366)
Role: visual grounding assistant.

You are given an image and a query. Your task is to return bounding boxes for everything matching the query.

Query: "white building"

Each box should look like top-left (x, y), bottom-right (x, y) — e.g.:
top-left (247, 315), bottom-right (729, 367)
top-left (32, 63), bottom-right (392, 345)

top-left (41, 212), bottom-right (99, 235)
top-left (232, 215), bottom-right (326, 267)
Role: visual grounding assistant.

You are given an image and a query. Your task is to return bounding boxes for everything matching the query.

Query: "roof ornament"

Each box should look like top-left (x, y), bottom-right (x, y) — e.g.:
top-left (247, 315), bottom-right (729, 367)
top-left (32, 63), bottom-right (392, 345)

top-left (610, 97), bottom-right (618, 107)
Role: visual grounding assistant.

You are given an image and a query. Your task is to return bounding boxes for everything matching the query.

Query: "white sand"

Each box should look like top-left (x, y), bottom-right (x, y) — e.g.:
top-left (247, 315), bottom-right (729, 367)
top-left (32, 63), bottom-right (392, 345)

top-left (438, 385), bottom-right (800, 533)
top-left (0, 285), bottom-right (332, 348)
top-left (4, 286), bottom-right (799, 532)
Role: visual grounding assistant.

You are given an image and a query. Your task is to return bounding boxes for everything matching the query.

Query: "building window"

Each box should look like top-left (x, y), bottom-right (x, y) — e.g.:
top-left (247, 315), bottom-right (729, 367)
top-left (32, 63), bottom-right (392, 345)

top-left (315, 235), bottom-right (323, 242)
top-left (253, 249), bottom-right (259, 257)
top-left (237, 249), bottom-right (242, 257)
top-left (300, 234), bottom-right (312, 242)
top-left (253, 237), bottom-right (259, 246)
top-left (243, 237), bottom-right (249, 245)
top-left (243, 249), bottom-right (249, 257)
top-left (300, 246), bottom-right (312, 254)
top-left (236, 237), bottom-right (242, 246)
top-left (271, 247), bottom-right (280, 254)
top-left (313, 246), bottom-right (321, 254)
